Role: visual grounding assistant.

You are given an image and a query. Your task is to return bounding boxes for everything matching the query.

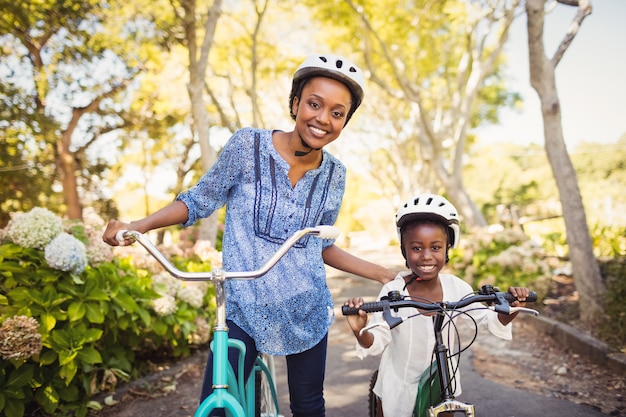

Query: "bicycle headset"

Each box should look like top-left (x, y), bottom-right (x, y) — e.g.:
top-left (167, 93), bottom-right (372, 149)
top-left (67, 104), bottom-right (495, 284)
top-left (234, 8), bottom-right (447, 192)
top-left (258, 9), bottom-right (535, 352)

top-left (288, 53), bottom-right (365, 126)
top-left (395, 193), bottom-right (461, 266)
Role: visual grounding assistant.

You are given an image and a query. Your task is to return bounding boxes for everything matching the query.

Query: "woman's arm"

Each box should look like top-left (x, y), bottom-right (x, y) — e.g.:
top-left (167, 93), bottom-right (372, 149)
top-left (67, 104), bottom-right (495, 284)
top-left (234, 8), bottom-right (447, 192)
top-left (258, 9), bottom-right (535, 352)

top-left (322, 244), bottom-right (395, 284)
top-left (102, 200), bottom-right (189, 246)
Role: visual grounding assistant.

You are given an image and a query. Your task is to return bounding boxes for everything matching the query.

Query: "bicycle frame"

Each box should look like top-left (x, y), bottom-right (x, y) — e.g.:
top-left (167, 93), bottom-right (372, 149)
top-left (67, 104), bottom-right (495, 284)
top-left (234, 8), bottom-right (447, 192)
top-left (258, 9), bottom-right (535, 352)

top-left (118, 226), bottom-right (339, 417)
top-left (416, 311), bottom-right (476, 417)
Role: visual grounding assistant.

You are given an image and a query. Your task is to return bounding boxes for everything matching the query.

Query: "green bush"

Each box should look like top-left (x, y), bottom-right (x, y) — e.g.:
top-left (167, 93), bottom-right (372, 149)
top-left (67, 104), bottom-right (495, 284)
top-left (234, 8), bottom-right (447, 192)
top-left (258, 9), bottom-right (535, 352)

top-left (590, 225), bottom-right (626, 258)
top-left (597, 259), bottom-right (626, 350)
top-left (448, 227), bottom-right (553, 298)
top-left (0, 208), bottom-right (216, 417)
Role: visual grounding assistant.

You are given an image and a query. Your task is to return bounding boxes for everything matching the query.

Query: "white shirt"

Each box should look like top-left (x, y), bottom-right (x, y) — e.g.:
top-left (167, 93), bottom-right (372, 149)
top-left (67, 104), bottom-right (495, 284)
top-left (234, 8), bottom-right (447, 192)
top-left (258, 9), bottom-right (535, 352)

top-left (355, 271), bottom-right (513, 417)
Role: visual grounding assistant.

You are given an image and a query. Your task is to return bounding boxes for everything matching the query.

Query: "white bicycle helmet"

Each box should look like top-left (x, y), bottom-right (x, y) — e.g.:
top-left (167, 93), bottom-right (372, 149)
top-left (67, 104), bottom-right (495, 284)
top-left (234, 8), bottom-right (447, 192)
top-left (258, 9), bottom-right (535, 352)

top-left (289, 53), bottom-right (365, 124)
top-left (395, 193), bottom-right (460, 248)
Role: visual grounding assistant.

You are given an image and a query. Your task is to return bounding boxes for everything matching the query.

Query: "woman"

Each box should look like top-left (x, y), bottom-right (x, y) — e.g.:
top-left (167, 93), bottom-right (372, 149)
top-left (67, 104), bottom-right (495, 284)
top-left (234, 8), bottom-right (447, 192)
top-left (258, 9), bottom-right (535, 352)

top-left (103, 53), bottom-right (394, 417)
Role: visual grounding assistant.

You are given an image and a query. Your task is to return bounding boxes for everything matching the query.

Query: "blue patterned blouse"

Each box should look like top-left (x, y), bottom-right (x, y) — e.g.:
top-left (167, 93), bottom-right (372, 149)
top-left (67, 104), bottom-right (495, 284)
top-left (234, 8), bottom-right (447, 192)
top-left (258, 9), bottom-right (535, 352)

top-left (176, 127), bottom-right (346, 355)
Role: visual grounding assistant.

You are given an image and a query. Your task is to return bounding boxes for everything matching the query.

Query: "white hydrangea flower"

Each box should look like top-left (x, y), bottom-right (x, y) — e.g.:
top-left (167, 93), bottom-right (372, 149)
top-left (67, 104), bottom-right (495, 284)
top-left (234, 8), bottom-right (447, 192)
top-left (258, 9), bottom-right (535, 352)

top-left (6, 207), bottom-right (64, 250)
top-left (152, 272), bottom-right (182, 296)
top-left (152, 295), bottom-right (177, 316)
top-left (177, 285), bottom-right (204, 308)
top-left (82, 207), bottom-right (106, 229)
top-left (44, 232), bottom-right (88, 274)
top-left (192, 240), bottom-right (223, 267)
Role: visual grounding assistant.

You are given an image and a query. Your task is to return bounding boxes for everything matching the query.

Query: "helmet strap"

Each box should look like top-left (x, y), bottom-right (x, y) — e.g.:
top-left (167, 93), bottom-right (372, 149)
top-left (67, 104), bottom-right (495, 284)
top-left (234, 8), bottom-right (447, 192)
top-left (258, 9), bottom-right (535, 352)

top-left (403, 273), bottom-right (420, 290)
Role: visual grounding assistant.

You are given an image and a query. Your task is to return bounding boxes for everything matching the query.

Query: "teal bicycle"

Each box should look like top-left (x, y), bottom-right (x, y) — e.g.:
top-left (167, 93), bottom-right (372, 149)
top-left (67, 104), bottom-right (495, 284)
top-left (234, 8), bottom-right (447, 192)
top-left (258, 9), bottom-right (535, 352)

top-left (117, 225), bottom-right (340, 417)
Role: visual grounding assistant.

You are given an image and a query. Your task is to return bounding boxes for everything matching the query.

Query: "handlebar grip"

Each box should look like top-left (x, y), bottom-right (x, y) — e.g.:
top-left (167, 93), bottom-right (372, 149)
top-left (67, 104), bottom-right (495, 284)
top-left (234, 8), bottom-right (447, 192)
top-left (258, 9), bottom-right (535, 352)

top-left (115, 230), bottom-right (129, 244)
top-left (314, 225), bottom-right (340, 239)
top-left (341, 301), bottom-right (385, 316)
top-left (504, 291), bottom-right (537, 303)
top-left (341, 306), bottom-right (361, 315)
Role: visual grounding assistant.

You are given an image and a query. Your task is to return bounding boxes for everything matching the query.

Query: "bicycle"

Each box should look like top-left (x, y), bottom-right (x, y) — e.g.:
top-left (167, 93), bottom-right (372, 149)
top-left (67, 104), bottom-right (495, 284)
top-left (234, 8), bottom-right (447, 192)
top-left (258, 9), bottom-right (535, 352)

top-left (342, 284), bottom-right (539, 417)
top-left (116, 225), bottom-right (340, 417)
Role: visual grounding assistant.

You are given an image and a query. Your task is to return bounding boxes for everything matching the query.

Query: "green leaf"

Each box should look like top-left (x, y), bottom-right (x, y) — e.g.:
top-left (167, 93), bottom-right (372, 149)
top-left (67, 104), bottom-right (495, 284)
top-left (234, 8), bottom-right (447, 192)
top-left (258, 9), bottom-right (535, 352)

top-left (40, 313), bottom-right (57, 332)
top-left (86, 288), bottom-right (109, 301)
top-left (60, 361), bottom-right (78, 383)
top-left (68, 302), bottom-right (86, 321)
top-left (137, 307), bottom-right (152, 327)
top-left (76, 346), bottom-right (102, 365)
top-left (85, 303), bottom-right (105, 323)
top-left (113, 292), bottom-right (138, 312)
top-left (82, 328), bottom-right (103, 344)
top-left (35, 385), bottom-right (59, 414)
top-left (58, 350), bottom-right (78, 366)
top-left (71, 274), bottom-right (84, 285)
top-left (51, 329), bottom-right (72, 349)
top-left (38, 350), bottom-right (57, 365)
top-left (152, 320), bottom-right (168, 336)
top-left (4, 397), bottom-right (25, 417)
top-left (6, 365), bottom-right (34, 389)
top-left (87, 400), bottom-right (103, 410)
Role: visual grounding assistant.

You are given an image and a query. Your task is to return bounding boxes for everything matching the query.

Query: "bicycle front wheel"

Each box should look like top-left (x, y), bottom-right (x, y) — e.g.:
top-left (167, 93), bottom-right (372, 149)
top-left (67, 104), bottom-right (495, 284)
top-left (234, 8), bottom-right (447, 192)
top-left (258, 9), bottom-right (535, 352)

top-left (368, 370), bottom-right (381, 417)
top-left (254, 354), bottom-right (280, 417)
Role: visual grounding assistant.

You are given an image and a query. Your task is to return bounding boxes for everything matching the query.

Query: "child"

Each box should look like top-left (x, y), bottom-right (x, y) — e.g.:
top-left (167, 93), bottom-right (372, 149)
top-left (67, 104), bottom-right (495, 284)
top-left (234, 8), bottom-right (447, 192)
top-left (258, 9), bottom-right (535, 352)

top-left (103, 53), bottom-right (395, 417)
top-left (344, 193), bottom-right (530, 417)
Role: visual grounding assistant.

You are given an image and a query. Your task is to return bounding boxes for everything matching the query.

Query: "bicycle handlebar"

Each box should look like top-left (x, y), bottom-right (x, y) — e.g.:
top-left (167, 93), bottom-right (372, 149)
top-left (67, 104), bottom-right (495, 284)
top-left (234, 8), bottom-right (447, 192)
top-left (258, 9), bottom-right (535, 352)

top-left (342, 285), bottom-right (538, 329)
top-left (115, 225), bottom-right (340, 281)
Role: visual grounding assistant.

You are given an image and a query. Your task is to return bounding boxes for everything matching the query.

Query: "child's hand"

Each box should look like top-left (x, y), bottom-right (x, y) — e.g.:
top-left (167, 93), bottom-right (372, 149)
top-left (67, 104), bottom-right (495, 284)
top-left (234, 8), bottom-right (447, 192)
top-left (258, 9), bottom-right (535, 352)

top-left (344, 297), bottom-right (368, 334)
top-left (507, 287), bottom-right (531, 307)
top-left (497, 287), bottom-right (531, 326)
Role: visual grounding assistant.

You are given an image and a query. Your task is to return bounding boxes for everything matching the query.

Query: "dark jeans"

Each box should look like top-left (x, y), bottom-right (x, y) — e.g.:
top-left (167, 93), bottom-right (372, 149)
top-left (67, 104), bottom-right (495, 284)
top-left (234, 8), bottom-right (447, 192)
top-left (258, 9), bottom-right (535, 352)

top-left (200, 320), bottom-right (327, 417)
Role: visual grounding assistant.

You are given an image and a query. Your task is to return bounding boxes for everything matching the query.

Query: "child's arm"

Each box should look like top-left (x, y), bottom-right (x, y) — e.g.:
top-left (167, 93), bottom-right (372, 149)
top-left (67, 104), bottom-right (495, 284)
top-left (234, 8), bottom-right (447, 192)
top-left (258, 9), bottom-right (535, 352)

top-left (497, 286), bottom-right (531, 326)
top-left (344, 297), bottom-right (375, 348)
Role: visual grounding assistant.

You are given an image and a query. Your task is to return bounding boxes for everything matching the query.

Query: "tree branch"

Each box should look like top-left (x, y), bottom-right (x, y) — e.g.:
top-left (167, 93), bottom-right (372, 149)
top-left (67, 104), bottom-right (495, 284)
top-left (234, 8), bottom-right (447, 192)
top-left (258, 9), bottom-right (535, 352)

top-left (551, 0), bottom-right (592, 67)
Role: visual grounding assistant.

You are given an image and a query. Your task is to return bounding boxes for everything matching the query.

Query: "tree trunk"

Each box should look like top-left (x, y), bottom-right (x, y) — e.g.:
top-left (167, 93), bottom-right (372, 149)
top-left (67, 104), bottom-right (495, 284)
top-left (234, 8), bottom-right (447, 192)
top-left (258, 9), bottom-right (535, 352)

top-left (181, 0), bottom-right (223, 245)
top-left (56, 130), bottom-right (82, 220)
top-left (526, 0), bottom-right (605, 324)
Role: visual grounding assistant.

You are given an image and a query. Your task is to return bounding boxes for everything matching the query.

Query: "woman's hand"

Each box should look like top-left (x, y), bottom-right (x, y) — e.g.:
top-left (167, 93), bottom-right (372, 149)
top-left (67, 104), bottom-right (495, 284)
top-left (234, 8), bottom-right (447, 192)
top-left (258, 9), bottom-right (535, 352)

top-left (102, 219), bottom-right (135, 246)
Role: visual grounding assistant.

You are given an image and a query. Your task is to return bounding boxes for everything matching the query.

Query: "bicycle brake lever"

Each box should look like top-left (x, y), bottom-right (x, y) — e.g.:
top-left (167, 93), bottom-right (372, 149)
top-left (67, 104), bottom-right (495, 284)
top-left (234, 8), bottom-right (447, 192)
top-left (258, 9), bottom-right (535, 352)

top-left (382, 303), bottom-right (403, 329)
top-left (489, 305), bottom-right (540, 316)
top-left (510, 306), bottom-right (540, 316)
top-left (359, 321), bottom-right (390, 336)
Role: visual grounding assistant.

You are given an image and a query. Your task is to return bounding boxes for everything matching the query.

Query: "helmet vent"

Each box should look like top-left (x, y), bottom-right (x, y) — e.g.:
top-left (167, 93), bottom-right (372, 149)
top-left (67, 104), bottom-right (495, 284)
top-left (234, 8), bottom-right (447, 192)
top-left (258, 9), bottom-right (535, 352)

top-left (336, 60), bottom-right (343, 69)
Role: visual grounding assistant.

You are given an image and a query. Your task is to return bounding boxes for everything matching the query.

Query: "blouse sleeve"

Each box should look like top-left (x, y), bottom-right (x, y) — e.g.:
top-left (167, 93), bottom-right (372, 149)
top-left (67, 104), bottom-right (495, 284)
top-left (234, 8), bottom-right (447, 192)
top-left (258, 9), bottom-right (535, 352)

top-left (176, 129), bottom-right (247, 227)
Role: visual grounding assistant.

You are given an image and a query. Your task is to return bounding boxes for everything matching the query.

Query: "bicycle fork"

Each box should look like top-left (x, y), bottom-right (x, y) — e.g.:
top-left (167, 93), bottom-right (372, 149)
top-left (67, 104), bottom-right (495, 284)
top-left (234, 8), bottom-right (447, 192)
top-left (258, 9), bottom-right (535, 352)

top-left (195, 271), bottom-right (246, 417)
top-left (428, 312), bottom-right (475, 417)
